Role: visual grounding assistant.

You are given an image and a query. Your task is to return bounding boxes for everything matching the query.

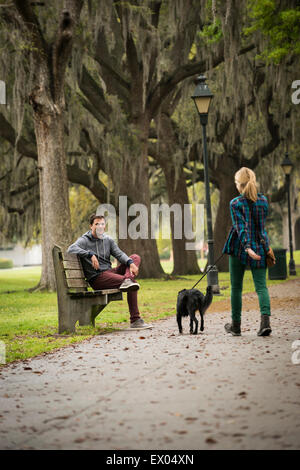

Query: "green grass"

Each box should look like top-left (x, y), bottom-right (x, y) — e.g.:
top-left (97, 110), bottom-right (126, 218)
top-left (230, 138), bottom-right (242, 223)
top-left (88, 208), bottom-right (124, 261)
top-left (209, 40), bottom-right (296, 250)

top-left (0, 252), bottom-right (299, 366)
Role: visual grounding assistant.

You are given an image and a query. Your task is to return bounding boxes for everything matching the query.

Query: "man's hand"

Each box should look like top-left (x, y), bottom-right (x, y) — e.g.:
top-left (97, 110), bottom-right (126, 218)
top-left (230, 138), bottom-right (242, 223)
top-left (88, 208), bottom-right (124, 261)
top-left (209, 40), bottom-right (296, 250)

top-left (130, 262), bottom-right (139, 277)
top-left (91, 254), bottom-right (100, 270)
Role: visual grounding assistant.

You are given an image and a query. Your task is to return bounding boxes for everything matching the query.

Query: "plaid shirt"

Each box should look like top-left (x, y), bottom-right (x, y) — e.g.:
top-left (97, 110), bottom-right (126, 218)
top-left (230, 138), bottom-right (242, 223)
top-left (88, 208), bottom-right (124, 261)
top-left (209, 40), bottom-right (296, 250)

top-left (223, 193), bottom-right (270, 268)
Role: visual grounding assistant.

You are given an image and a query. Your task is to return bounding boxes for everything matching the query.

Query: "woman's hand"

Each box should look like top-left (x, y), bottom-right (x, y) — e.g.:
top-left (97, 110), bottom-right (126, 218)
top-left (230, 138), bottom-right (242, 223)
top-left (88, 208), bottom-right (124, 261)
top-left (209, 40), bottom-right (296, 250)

top-left (246, 248), bottom-right (261, 260)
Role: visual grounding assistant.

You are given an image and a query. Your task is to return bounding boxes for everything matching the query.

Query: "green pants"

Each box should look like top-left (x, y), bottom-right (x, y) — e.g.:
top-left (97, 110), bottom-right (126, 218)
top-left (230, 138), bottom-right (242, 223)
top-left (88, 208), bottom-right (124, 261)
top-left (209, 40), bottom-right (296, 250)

top-left (229, 255), bottom-right (271, 322)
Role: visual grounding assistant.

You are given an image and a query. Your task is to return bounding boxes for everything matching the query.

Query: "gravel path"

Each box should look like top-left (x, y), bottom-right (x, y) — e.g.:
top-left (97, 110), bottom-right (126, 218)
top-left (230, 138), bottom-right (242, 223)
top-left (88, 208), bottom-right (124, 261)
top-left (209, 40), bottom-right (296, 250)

top-left (0, 278), bottom-right (300, 450)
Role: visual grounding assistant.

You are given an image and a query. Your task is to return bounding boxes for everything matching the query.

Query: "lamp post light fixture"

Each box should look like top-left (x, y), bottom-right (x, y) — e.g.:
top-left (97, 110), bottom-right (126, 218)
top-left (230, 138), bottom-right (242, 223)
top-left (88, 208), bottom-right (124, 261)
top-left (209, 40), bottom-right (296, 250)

top-left (191, 75), bottom-right (220, 293)
top-left (281, 152), bottom-right (296, 276)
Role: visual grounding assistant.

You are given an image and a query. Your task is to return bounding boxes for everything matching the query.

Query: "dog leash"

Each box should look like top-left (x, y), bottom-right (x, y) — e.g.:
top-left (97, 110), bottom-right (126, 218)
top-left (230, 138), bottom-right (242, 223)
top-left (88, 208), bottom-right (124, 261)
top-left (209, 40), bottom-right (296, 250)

top-left (190, 252), bottom-right (225, 290)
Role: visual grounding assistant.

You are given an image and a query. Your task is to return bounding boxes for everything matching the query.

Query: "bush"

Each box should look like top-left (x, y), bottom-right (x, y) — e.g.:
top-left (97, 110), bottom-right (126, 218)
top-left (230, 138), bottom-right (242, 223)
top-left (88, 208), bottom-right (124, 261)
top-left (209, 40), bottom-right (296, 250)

top-left (0, 258), bottom-right (13, 269)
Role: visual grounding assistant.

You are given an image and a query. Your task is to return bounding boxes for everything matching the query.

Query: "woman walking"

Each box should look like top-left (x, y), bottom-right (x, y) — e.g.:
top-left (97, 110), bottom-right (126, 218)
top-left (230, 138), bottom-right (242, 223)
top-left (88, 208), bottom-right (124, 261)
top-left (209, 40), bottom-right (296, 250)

top-left (223, 167), bottom-right (274, 336)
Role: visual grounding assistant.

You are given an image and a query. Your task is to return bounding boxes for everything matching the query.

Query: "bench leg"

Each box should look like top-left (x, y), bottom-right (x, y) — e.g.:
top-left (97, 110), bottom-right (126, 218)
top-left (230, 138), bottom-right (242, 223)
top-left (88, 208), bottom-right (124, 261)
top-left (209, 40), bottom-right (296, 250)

top-left (58, 298), bottom-right (90, 333)
top-left (91, 304), bottom-right (107, 327)
top-left (78, 304), bottom-right (107, 327)
top-left (58, 299), bottom-right (78, 334)
top-left (78, 306), bottom-right (93, 326)
top-left (57, 295), bottom-right (117, 333)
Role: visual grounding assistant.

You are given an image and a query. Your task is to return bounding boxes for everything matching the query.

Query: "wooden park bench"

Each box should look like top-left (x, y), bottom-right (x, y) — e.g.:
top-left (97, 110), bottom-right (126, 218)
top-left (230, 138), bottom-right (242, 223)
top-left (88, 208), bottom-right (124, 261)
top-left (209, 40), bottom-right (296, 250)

top-left (52, 245), bottom-right (123, 334)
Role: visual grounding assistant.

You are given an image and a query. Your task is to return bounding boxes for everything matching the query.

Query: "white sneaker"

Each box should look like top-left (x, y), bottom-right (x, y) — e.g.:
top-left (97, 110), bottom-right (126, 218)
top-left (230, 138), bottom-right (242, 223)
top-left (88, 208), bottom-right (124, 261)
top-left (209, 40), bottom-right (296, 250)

top-left (130, 318), bottom-right (153, 330)
top-left (119, 279), bottom-right (140, 292)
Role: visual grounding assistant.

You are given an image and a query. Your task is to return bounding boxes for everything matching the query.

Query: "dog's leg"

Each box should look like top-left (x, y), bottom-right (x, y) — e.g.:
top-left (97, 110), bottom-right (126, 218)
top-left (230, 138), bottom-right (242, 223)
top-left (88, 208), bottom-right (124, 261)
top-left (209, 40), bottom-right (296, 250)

top-left (194, 310), bottom-right (199, 334)
top-left (189, 315), bottom-right (193, 334)
top-left (177, 313), bottom-right (183, 334)
top-left (199, 310), bottom-right (204, 332)
top-left (189, 311), bottom-right (198, 335)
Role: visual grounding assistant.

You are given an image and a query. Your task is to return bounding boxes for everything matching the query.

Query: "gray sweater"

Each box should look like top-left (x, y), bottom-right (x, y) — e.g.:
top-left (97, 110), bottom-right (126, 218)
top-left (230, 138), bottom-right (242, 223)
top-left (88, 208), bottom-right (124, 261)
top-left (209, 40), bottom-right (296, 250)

top-left (67, 231), bottom-right (132, 282)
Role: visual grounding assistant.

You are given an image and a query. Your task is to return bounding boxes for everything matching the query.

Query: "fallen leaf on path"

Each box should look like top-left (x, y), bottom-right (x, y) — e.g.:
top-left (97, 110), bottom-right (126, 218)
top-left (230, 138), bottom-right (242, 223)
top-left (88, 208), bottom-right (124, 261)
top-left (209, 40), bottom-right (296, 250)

top-left (206, 437), bottom-right (217, 444)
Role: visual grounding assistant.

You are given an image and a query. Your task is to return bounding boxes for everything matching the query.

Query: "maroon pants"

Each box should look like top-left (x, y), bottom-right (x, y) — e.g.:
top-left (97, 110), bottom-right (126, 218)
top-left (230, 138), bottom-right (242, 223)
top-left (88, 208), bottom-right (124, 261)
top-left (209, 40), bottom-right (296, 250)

top-left (89, 254), bottom-right (141, 323)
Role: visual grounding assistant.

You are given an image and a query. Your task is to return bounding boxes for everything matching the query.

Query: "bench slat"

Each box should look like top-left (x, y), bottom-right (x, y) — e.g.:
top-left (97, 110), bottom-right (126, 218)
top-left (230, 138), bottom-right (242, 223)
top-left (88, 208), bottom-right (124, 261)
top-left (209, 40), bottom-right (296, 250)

top-left (93, 289), bottom-right (120, 295)
top-left (65, 269), bottom-right (85, 279)
top-left (63, 260), bottom-right (82, 270)
top-left (67, 278), bottom-right (88, 288)
top-left (68, 288), bottom-right (121, 298)
top-left (62, 252), bottom-right (79, 261)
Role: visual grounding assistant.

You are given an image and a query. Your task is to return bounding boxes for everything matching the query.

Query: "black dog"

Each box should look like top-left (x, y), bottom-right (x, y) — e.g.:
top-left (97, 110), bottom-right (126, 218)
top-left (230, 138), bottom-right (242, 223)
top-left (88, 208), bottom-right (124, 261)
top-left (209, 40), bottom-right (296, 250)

top-left (176, 286), bottom-right (213, 335)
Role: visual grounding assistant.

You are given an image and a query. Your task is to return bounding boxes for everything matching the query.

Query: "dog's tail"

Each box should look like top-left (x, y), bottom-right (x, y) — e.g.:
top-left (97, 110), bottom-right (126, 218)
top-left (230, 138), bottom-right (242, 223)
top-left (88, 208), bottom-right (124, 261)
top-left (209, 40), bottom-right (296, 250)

top-left (202, 285), bottom-right (213, 313)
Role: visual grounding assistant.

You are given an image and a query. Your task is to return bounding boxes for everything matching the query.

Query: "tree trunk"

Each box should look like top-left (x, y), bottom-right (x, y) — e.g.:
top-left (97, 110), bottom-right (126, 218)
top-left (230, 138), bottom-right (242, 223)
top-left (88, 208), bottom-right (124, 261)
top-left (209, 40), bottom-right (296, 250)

top-left (34, 109), bottom-right (72, 290)
top-left (162, 164), bottom-right (201, 275)
top-left (117, 170), bottom-right (164, 278)
top-left (11, 0), bottom-right (83, 290)
top-left (117, 120), bottom-right (164, 278)
top-left (154, 112), bottom-right (200, 275)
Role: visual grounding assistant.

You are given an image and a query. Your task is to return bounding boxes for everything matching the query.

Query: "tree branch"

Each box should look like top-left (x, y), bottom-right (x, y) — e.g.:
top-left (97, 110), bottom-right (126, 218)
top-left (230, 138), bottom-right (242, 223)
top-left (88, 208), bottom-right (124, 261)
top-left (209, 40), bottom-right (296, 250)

top-left (10, 177), bottom-right (39, 196)
top-left (52, 0), bottom-right (84, 105)
top-left (77, 66), bottom-right (112, 124)
top-left (0, 112), bottom-right (111, 203)
top-left (94, 7), bottom-right (130, 105)
top-left (150, 1), bottom-right (162, 28)
top-left (0, 113), bottom-right (38, 159)
top-left (5, 195), bottom-right (38, 215)
top-left (13, 0), bottom-right (49, 59)
top-left (270, 180), bottom-right (289, 203)
top-left (148, 43), bottom-right (256, 118)
top-left (67, 164), bottom-right (111, 203)
top-left (244, 87), bottom-right (280, 168)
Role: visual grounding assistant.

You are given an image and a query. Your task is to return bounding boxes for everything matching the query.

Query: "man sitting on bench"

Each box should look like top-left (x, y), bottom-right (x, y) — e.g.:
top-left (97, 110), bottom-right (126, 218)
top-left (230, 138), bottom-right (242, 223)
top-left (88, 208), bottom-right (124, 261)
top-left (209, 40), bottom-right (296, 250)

top-left (67, 214), bottom-right (152, 330)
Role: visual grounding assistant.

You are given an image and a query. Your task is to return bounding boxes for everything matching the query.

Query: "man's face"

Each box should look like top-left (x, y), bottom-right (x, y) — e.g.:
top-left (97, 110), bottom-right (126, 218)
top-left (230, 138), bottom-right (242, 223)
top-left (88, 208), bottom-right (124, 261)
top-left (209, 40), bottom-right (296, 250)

top-left (91, 218), bottom-right (106, 238)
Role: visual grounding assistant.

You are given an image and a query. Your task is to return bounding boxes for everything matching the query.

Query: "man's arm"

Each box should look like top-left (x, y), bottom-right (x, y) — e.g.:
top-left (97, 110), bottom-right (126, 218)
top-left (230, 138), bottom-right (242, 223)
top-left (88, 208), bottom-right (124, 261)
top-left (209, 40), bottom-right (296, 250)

top-left (68, 238), bottom-right (100, 270)
top-left (67, 237), bottom-right (95, 259)
top-left (109, 238), bottom-right (132, 266)
top-left (108, 238), bottom-right (139, 275)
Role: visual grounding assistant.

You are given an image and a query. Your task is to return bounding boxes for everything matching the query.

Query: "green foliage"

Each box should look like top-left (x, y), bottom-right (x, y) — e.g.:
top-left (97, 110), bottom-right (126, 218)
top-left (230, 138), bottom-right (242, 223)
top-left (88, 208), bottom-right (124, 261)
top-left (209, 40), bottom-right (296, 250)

top-left (194, 0), bottom-right (222, 46)
top-left (245, 0), bottom-right (300, 63)
top-left (198, 18), bottom-right (223, 45)
top-left (0, 258), bottom-right (13, 269)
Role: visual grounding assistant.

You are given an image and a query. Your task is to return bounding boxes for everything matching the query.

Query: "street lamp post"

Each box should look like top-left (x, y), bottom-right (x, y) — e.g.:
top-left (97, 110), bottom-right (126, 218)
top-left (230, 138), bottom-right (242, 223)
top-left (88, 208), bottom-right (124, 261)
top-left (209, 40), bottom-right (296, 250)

top-left (191, 75), bottom-right (220, 293)
top-left (281, 152), bottom-right (296, 276)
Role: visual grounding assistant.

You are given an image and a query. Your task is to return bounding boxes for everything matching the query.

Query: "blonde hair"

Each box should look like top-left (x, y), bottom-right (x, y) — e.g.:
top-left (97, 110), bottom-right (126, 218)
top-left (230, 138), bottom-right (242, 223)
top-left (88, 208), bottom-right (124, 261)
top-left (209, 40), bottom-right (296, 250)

top-left (235, 167), bottom-right (258, 202)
